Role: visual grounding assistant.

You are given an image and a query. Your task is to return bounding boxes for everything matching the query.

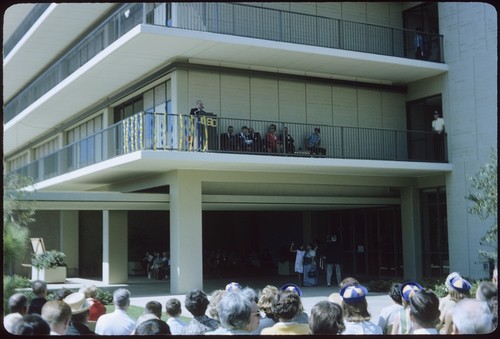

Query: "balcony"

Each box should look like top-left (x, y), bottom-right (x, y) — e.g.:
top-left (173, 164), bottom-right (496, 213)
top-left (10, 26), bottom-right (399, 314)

top-left (10, 112), bottom-right (448, 185)
top-left (4, 2), bottom-right (445, 125)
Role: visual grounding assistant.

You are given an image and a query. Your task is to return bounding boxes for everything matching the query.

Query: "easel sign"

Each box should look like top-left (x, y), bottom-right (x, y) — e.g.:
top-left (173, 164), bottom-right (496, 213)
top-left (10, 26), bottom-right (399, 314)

top-left (30, 238), bottom-right (46, 255)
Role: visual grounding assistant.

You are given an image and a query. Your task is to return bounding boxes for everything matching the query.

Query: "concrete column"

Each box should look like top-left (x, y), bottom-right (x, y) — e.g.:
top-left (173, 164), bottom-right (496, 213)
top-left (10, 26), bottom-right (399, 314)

top-left (60, 211), bottom-right (78, 277)
top-left (169, 170), bottom-right (203, 294)
top-left (400, 185), bottom-right (422, 280)
top-left (102, 210), bottom-right (128, 284)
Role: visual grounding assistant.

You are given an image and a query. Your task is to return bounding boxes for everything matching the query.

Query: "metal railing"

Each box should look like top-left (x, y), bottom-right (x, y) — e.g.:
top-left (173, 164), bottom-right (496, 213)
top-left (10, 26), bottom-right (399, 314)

top-left (10, 112), bottom-right (448, 184)
top-left (4, 2), bottom-right (443, 124)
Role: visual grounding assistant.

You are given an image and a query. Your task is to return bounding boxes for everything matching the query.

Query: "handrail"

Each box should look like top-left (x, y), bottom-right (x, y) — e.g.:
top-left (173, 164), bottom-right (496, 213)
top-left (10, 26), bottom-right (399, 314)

top-left (9, 112), bottom-right (448, 184)
top-left (4, 2), bottom-right (443, 124)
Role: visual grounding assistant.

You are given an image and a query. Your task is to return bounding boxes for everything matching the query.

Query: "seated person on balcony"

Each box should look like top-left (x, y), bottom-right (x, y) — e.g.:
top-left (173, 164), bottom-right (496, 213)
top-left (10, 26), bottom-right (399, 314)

top-left (190, 99), bottom-right (206, 116)
top-left (248, 127), bottom-right (263, 152)
top-left (220, 126), bottom-right (237, 151)
top-left (280, 126), bottom-right (295, 154)
top-left (238, 126), bottom-right (253, 152)
top-left (307, 127), bottom-right (326, 155)
top-left (266, 124), bottom-right (282, 153)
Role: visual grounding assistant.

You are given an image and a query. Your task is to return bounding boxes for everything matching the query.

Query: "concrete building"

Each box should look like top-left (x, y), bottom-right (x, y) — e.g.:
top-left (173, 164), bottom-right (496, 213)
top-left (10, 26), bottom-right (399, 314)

top-left (3, 2), bottom-right (496, 294)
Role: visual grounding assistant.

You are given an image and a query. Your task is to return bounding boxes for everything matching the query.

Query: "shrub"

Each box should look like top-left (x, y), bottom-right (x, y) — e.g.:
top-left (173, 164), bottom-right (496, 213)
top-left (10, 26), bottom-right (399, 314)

top-left (3, 275), bottom-right (31, 311)
top-left (96, 288), bottom-right (113, 305)
top-left (32, 250), bottom-right (66, 269)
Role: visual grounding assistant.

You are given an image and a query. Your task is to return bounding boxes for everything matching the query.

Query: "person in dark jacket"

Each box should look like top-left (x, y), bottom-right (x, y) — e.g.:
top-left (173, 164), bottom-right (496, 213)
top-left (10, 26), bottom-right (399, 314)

top-left (324, 234), bottom-right (342, 286)
top-left (63, 292), bottom-right (96, 335)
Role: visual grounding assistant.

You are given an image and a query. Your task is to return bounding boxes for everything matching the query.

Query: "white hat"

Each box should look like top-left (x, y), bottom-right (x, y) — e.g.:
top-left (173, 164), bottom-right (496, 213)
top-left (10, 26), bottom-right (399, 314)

top-left (64, 292), bottom-right (91, 314)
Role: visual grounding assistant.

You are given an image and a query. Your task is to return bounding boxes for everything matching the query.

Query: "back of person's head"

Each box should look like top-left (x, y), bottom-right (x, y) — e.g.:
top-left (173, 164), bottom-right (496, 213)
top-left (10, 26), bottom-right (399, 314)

top-left (388, 283), bottom-right (402, 305)
top-left (208, 289), bottom-right (226, 320)
top-left (476, 281), bottom-right (497, 302)
top-left (216, 291), bottom-right (253, 331)
top-left (41, 300), bottom-right (72, 328)
top-left (8, 292), bottom-right (29, 313)
top-left (144, 300), bottom-right (162, 319)
top-left (408, 289), bottom-right (440, 328)
top-left (12, 313), bottom-right (51, 335)
top-left (165, 298), bottom-right (182, 317)
top-left (239, 286), bottom-right (258, 304)
top-left (339, 277), bottom-right (359, 288)
top-left (113, 288), bottom-right (131, 309)
top-left (452, 298), bottom-right (494, 334)
top-left (309, 301), bottom-right (345, 335)
top-left (79, 283), bottom-right (98, 299)
top-left (258, 285), bottom-right (279, 317)
top-left (185, 289), bottom-right (209, 316)
top-left (55, 288), bottom-right (72, 301)
top-left (134, 319), bottom-right (171, 335)
top-left (31, 280), bottom-right (47, 296)
top-left (272, 290), bottom-right (300, 321)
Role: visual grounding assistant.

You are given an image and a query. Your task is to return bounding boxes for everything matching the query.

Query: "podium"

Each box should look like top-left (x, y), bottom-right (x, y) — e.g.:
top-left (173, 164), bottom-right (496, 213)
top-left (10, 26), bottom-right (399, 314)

top-left (195, 113), bottom-right (218, 151)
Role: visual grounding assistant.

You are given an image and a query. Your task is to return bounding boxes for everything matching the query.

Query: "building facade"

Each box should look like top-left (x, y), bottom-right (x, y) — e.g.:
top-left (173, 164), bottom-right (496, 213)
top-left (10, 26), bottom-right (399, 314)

top-left (3, 2), bottom-right (496, 293)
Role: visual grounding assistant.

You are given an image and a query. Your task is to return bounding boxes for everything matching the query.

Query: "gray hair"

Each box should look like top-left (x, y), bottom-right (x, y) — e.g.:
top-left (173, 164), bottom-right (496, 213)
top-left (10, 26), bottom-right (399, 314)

top-left (452, 298), bottom-right (494, 334)
top-left (217, 291), bottom-right (252, 330)
top-left (113, 288), bottom-right (131, 309)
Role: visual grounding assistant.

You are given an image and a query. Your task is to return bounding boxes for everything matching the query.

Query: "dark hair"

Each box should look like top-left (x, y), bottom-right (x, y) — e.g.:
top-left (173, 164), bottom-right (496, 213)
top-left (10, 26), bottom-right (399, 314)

top-left (185, 289), bottom-right (210, 316)
top-left (135, 319), bottom-right (171, 335)
top-left (12, 314), bottom-right (51, 335)
top-left (32, 280), bottom-right (47, 295)
top-left (271, 290), bottom-right (300, 320)
top-left (409, 290), bottom-right (440, 328)
top-left (165, 298), bottom-right (182, 317)
top-left (388, 283), bottom-right (402, 305)
top-left (55, 288), bottom-right (72, 301)
top-left (144, 301), bottom-right (162, 319)
top-left (309, 301), bottom-right (345, 335)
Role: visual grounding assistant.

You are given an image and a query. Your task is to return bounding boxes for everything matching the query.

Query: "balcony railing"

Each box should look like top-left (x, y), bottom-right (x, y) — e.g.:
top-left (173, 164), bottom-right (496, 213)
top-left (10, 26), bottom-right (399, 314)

top-left (4, 2), bottom-right (443, 124)
top-left (10, 112), bottom-right (448, 184)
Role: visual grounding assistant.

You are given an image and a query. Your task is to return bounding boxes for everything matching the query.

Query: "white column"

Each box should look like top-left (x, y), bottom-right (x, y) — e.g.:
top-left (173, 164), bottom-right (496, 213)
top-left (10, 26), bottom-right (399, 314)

top-left (169, 170), bottom-right (203, 294)
top-left (102, 210), bottom-right (128, 284)
top-left (60, 211), bottom-right (78, 277)
top-left (400, 185), bottom-right (422, 280)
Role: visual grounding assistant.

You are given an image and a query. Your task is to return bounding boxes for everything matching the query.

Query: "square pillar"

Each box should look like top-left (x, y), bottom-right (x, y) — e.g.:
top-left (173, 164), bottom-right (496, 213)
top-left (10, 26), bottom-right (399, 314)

top-left (60, 211), bottom-right (78, 277)
top-left (102, 210), bottom-right (128, 284)
top-left (169, 170), bottom-right (203, 294)
top-left (400, 185), bottom-right (422, 280)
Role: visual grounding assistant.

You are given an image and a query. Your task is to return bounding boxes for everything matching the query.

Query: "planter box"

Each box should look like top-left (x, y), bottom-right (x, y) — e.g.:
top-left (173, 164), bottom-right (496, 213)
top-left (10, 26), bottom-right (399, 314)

top-left (32, 266), bottom-right (67, 283)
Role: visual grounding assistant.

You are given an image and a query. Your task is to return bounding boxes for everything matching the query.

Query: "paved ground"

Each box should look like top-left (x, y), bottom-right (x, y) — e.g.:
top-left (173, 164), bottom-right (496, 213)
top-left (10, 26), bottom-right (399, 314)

top-left (55, 274), bottom-right (392, 323)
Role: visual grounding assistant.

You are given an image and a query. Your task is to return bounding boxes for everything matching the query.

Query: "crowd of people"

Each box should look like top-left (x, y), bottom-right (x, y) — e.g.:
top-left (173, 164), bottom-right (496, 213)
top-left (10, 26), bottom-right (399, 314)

top-left (4, 268), bottom-right (497, 335)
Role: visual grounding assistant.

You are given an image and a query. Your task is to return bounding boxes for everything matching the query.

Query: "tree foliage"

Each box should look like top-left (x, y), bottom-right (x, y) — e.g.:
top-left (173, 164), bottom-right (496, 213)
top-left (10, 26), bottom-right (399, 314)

top-left (3, 174), bottom-right (36, 272)
top-left (467, 149), bottom-right (498, 263)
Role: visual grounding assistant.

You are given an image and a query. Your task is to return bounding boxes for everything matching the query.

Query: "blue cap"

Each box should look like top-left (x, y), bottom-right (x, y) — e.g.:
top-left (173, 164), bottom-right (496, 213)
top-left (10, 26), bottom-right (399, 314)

top-left (340, 284), bottom-right (368, 304)
top-left (400, 282), bottom-right (423, 302)
top-left (449, 277), bottom-right (472, 294)
top-left (280, 283), bottom-right (303, 296)
top-left (225, 282), bottom-right (241, 292)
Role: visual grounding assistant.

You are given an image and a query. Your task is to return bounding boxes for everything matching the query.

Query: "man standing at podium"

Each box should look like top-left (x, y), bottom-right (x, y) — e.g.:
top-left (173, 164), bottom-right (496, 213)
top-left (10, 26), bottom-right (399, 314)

top-left (190, 99), bottom-right (206, 116)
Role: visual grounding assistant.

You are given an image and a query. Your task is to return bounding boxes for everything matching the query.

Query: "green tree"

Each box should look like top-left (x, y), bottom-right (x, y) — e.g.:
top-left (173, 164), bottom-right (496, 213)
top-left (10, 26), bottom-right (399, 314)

top-left (467, 149), bottom-right (498, 265)
top-left (3, 173), bottom-right (36, 274)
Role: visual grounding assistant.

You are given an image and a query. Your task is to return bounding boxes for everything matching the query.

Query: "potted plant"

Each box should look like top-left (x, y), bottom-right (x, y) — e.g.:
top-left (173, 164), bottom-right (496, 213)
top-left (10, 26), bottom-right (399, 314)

top-left (31, 250), bottom-right (67, 283)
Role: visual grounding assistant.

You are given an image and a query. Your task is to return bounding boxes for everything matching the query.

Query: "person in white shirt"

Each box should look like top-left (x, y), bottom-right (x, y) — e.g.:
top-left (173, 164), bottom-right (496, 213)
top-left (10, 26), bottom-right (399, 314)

top-left (165, 298), bottom-right (187, 335)
top-left (95, 288), bottom-right (135, 335)
top-left (376, 282), bottom-right (403, 334)
top-left (4, 293), bottom-right (29, 334)
top-left (431, 110), bottom-right (446, 160)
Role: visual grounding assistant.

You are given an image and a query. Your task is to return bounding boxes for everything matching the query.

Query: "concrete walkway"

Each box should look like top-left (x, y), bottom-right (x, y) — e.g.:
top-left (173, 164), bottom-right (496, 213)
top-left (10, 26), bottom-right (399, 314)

top-left (56, 275), bottom-right (392, 323)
